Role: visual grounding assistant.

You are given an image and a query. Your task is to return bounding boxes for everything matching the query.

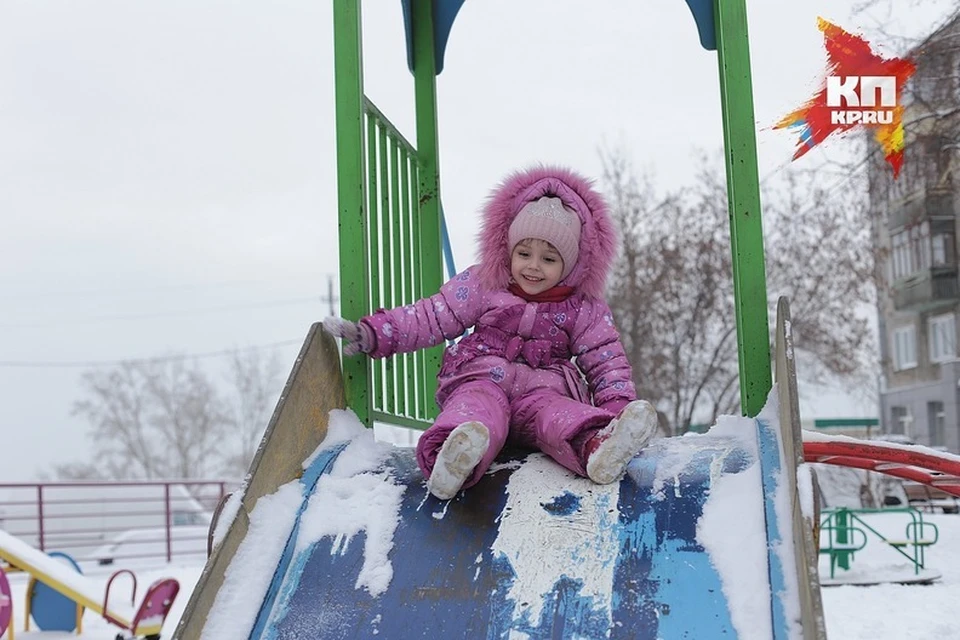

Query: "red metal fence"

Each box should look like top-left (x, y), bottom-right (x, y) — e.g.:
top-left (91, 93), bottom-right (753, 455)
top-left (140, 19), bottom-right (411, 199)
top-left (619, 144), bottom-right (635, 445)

top-left (0, 480), bottom-right (235, 566)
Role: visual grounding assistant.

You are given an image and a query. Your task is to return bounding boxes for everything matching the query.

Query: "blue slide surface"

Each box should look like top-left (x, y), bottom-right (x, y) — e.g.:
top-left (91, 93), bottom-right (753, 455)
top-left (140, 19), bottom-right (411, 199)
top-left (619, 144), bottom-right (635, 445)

top-left (249, 436), bottom-right (768, 640)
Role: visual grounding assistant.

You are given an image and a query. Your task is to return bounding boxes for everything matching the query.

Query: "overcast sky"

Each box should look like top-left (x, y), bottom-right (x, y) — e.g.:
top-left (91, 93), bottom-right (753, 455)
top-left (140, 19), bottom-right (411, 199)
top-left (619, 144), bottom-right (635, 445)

top-left (1, 0), bottom-right (952, 481)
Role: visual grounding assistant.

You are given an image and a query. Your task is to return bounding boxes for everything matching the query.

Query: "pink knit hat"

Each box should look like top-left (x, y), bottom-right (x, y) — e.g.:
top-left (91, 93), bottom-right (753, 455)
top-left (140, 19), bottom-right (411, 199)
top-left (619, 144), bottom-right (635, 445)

top-left (507, 196), bottom-right (582, 279)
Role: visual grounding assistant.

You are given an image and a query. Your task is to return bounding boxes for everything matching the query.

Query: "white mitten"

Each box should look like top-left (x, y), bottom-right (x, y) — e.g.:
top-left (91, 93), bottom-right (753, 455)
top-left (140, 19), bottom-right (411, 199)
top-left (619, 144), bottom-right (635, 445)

top-left (322, 317), bottom-right (372, 356)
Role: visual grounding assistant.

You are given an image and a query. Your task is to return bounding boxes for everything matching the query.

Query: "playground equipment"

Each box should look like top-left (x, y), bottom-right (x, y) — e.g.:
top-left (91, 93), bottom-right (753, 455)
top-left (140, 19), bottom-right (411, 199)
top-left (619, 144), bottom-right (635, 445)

top-left (333, 0), bottom-right (773, 429)
top-left (173, 299), bottom-right (823, 639)
top-left (803, 437), bottom-right (960, 499)
top-left (0, 531), bottom-right (179, 639)
top-left (0, 567), bottom-right (12, 640)
top-left (818, 507), bottom-right (940, 583)
top-left (25, 551), bottom-right (84, 634)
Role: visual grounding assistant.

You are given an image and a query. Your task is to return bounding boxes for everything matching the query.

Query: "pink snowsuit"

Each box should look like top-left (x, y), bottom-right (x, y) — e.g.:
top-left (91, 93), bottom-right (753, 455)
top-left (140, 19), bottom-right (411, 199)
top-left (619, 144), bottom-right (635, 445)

top-left (359, 166), bottom-right (636, 488)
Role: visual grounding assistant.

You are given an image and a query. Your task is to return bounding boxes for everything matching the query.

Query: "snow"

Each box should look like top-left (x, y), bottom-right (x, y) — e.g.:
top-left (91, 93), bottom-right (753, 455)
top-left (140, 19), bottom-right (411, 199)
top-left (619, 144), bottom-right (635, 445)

top-left (296, 464), bottom-right (405, 597)
top-left (697, 452), bottom-right (772, 640)
top-left (5, 408), bottom-right (960, 639)
top-left (296, 410), bottom-right (407, 597)
top-left (202, 481), bottom-right (302, 640)
top-left (210, 486), bottom-right (243, 549)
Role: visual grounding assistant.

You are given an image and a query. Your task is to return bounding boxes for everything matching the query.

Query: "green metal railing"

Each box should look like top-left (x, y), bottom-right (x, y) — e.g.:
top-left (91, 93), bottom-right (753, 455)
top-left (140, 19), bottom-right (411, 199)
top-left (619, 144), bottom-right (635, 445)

top-left (363, 99), bottom-right (437, 429)
top-left (333, 0), bottom-right (442, 429)
top-left (819, 507), bottom-right (939, 577)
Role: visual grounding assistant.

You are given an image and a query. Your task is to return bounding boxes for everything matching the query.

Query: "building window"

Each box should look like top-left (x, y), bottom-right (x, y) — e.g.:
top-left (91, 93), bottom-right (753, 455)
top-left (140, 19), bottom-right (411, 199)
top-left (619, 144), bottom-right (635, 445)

top-left (931, 232), bottom-right (955, 266)
top-left (892, 230), bottom-right (912, 279)
top-left (928, 313), bottom-right (956, 363)
top-left (893, 325), bottom-right (918, 370)
top-left (928, 401), bottom-right (945, 447)
top-left (891, 222), bottom-right (932, 279)
top-left (890, 405), bottom-right (911, 435)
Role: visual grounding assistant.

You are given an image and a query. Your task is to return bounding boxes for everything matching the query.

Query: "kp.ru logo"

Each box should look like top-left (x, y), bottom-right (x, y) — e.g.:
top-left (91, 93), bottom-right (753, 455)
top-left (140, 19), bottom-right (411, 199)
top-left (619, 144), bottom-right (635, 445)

top-left (776, 18), bottom-right (915, 177)
top-left (826, 76), bottom-right (896, 125)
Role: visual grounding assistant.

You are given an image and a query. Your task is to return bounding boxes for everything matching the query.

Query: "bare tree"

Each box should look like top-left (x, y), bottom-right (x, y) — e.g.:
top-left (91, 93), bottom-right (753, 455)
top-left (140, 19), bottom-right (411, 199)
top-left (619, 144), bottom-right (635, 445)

top-left (603, 152), bottom-right (738, 435)
top-left (219, 349), bottom-right (284, 478)
top-left (67, 359), bottom-right (231, 479)
top-left (42, 462), bottom-right (104, 481)
top-left (602, 149), bottom-right (877, 435)
top-left (850, 1), bottom-right (960, 46)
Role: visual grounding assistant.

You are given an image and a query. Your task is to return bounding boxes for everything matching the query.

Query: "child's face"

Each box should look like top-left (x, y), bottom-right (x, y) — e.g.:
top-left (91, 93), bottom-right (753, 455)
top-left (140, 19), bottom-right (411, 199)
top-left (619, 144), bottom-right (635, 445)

top-left (511, 239), bottom-right (564, 295)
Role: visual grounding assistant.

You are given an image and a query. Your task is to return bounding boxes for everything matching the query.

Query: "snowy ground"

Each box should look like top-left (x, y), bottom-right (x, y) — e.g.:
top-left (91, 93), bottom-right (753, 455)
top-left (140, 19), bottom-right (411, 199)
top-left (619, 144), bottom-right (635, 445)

top-left (818, 511), bottom-right (960, 639)
top-left (3, 511), bottom-right (959, 639)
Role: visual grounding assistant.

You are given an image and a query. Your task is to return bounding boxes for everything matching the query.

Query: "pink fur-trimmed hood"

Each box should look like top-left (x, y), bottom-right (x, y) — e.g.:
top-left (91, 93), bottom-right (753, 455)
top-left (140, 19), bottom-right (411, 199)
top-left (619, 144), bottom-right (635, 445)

top-left (476, 165), bottom-right (618, 298)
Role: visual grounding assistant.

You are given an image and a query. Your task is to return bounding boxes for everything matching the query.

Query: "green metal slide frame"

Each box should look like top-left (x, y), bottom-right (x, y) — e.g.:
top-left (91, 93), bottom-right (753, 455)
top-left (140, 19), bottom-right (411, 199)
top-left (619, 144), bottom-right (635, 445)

top-left (333, 0), bottom-right (443, 429)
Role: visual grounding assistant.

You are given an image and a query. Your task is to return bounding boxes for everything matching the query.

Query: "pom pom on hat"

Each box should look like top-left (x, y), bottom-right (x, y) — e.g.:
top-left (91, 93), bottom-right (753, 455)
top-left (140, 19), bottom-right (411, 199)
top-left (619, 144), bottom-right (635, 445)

top-left (507, 196), bottom-right (582, 279)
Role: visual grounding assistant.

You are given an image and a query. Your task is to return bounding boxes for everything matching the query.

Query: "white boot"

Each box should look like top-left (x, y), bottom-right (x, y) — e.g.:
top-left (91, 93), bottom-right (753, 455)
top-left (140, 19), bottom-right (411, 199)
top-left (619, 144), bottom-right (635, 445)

top-left (585, 400), bottom-right (658, 485)
top-left (427, 421), bottom-right (490, 500)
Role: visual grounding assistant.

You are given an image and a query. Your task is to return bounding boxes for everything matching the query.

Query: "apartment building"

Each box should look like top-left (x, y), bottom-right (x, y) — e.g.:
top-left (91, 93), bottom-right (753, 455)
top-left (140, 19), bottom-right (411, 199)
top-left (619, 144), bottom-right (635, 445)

top-left (871, 15), bottom-right (960, 452)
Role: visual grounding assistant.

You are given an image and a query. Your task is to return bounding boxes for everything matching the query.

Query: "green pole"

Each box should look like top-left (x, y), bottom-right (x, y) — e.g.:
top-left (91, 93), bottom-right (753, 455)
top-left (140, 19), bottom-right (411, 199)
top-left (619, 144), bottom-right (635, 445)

top-left (713, 0), bottom-right (771, 417)
top-left (332, 0), bottom-right (371, 426)
top-left (411, 0), bottom-right (443, 420)
top-left (836, 509), bottom-right (851, 570)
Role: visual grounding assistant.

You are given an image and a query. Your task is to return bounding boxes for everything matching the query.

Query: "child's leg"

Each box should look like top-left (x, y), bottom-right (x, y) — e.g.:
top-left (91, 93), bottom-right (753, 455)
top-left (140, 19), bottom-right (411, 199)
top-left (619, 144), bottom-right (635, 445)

top-left (511, 390), bottom-right (613, 477)
top-left (416, 380), bottom-right (510, 492)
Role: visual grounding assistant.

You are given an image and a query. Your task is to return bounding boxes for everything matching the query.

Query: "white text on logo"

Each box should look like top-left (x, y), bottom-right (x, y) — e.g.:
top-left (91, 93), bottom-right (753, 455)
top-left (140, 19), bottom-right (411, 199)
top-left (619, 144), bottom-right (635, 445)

top-left (826, 75), bottom-right (896, 125)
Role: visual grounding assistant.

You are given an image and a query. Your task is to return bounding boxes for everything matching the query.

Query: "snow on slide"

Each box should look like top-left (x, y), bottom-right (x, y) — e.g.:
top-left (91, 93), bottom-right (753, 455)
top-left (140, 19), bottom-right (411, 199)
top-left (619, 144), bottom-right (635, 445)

top-left (197, 408), bottom-right (806, 640)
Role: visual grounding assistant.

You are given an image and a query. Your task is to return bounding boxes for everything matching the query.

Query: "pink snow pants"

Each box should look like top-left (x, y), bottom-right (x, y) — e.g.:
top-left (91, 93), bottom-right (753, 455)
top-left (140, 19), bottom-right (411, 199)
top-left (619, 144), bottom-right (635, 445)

top-left (415, 379), bottom-right (615, 490)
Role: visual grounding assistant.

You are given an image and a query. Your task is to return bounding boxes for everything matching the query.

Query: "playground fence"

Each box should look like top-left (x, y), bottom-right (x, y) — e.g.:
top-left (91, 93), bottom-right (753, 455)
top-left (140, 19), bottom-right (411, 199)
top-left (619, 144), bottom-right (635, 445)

top-left (0, 480), bottom-right (235, 565)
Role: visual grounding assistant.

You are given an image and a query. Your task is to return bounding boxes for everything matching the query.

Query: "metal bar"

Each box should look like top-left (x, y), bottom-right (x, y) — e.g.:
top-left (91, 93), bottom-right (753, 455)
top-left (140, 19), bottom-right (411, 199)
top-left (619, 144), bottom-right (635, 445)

top-left (363, 97), bottom-right (417, 156)
top-left (713, 0), bottom-right (771, 417)
top-left (412, 0), bottom-right (443, 420)
top-left (0, 480), bottom-right (236, 488)
top-left (37, 485), bottom-right (45, 552)
top-left (379, 124), bottom-right (394, 415)
top-left (10, 509), bottom-right (179, 521)
top-left (366, 112), bottom-right (384, 414)
top-left (366, 112), bottom-right (381, 315)
top-left (333, 0), bottom-right (370, 425)
top-left (390, 135), bottom-right (408, 417)
top-left (441, 205), bottom-right (457, 280)
top-left (410, 161), bottom-right (428, 422)
top-left (372, 411), bottom-right (432, 431)
top-left (0, 497), bottom-right (193, 507)
top-left (164, 483), bottom-right (172, 563)
top-left (400, 147), bottom-right (415, 418)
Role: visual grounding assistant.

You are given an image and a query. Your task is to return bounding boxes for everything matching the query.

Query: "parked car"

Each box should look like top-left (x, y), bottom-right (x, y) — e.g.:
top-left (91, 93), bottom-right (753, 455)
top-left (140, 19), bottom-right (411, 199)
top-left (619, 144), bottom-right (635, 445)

top-left (900, 480), bottom-right (960, 514)
top-left (93, 525), bottom-right (210, 565)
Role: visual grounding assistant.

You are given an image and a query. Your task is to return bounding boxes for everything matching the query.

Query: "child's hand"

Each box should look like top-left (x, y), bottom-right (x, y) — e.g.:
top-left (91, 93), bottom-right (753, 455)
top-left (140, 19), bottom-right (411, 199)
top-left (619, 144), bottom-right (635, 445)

top-left (322, 317), bottom-right (373, 356)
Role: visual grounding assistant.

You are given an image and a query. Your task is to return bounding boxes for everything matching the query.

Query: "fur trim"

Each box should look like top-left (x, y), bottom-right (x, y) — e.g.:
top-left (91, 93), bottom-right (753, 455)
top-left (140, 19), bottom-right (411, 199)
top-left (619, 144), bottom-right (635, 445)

top-left (476, 165), bottom-right (618, 299)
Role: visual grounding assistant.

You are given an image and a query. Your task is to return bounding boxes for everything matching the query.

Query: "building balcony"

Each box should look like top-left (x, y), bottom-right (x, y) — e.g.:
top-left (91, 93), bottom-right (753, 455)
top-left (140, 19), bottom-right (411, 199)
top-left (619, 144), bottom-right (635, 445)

top-left (887, 187), bottom-right (955, 231)
top-left (892, 266), bottom-right (960, 312)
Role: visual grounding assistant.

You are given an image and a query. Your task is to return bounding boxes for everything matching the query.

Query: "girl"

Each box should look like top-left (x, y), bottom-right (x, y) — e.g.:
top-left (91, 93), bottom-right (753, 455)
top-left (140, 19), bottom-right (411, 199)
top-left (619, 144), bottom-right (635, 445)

top-left (324, 165), bottom-right (657, 500)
